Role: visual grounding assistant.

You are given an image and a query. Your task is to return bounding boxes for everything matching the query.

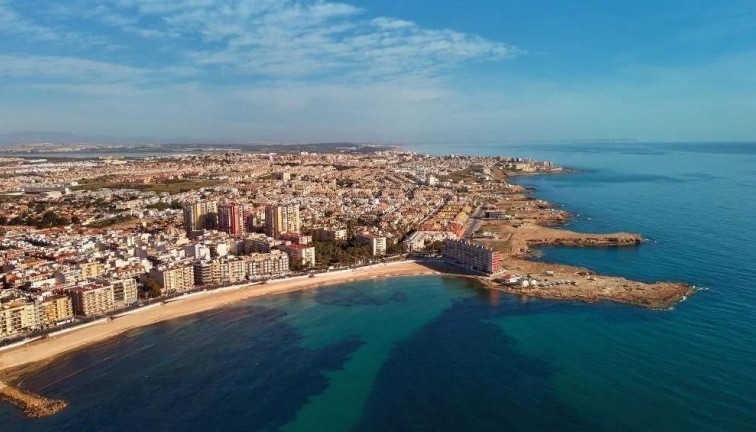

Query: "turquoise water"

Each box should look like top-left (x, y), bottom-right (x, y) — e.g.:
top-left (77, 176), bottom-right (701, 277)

top-left (3, 143), bottom-right (756, 431)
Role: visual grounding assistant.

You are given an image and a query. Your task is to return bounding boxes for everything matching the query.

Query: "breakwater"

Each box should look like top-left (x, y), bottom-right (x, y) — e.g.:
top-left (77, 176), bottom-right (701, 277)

top-left (0, 381), bottom-right (68, 417)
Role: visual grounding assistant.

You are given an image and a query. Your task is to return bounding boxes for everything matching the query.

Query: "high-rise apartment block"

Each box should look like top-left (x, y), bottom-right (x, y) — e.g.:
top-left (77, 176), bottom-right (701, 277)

top-left (442, 239), bottom-right (502, 275)
top-left (183, 201), bottom-right (218, 233)
top-left (265, 204), bottom-right (301, 237)
top-left (218, 202), bottom-right (245, 236)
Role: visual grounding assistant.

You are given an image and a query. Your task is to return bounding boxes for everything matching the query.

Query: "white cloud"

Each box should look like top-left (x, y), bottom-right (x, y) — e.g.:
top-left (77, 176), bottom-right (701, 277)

top-left (78, 0), bottom-right (521, 81)
top-left (0, 55), bottom-right (148, 82)
top-left (0, 0), bottom-right (60, 41)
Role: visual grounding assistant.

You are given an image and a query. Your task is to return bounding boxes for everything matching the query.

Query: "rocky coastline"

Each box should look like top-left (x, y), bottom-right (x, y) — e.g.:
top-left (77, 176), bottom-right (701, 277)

top-left (474, 176), bottom-right (695, 309)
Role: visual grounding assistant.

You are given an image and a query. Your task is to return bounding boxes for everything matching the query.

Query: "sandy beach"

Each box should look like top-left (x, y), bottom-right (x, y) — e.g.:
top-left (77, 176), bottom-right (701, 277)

top-left (0, 261), bottom-right (444, 377)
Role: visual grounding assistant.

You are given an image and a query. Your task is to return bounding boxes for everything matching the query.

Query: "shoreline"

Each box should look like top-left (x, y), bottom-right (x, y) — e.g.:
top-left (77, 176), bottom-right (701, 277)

top-left (0, 261), bottom-right (454, 381)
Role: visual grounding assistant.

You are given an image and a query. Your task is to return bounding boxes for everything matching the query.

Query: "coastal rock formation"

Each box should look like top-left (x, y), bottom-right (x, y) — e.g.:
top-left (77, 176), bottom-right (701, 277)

top-left (490, 272), bottom-right (693, 309)
top-left (474, 194), bottom-right (692, 309)
top-left (525, 233), bottom-right (642, 248)
top-left (0, 381), bottom-right (68, 418)
top-left (485, 258), bottom-right (694, 310)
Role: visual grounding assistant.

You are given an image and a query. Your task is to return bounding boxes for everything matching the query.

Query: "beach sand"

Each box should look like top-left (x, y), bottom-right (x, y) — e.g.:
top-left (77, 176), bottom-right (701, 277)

top-left (0, 261), bottom-right (442, 377)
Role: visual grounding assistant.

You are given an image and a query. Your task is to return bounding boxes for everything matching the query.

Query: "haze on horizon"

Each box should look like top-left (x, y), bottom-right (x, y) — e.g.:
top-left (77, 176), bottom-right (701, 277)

top-left (1, 0), bottom-right (756, 145)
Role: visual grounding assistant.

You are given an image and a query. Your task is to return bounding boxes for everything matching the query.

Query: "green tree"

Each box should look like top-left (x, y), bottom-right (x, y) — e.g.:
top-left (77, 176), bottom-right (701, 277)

top-left (144, 277), bottom-right (163, 298)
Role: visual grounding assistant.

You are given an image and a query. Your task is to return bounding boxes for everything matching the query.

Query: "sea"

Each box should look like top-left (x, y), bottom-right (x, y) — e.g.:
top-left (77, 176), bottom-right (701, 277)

top-left (2, 142), bottom-right (755, 431)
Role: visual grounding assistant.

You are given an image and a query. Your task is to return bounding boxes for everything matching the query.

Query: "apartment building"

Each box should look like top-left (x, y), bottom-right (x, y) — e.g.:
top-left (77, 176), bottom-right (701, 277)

top-left (193, 258), bottom-right (247, 286)
top-left (183, 200), bottom-right (218, 233)
top-left (280, 244), bottom-right (316, 268)
top-left (442, 239), bottom-right (502, 275)
top-left (0, 300), bottom-right (39, 338)
top-left (0, 295), bottom-right (75, 338)
top-left (312, 227), bottom-right (348, 242)
top-left (38, 295), bottom-right (74, 326)
top-left (243, 234), bottom-right (281, 253)
top-left (149, 262), bottom-right (195, 293)
top-left (245, 251), bottom-right (290, 280)
top-left (265, 204), bottom-right (301, 237)
top-left (111, 278), bottom-right (139, 307)
top-left (66, 283), bottom-right (116, 317)
top-left (218, 202), bottom-right (245, 236)
top-left (78, 261), bottom-right (104, 280)
top-left (356, 233), bottom-right (387, 256)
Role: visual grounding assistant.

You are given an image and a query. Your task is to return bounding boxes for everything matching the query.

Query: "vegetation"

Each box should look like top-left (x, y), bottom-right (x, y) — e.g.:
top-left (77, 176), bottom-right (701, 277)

top-left (143, 277), bottom-right (163, 298)
top-left (74, 178), bottom-right (224, 194)
top-left (313, 240), bottom-right (374, 267)
top-left (145, 201), bottom-right (183, 210)
top-left (88, 215), bottom-right (136, 228)
top-left (1, 211), bottom-right (71, 228)
top-left (425, 240), bottom-right (444, 253)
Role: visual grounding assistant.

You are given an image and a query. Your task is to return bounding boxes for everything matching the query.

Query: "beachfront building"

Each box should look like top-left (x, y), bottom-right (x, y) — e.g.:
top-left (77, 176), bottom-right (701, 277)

top-left (0, 295), bottom-right (75, 338)
top-left (442, 239), bottom-right (502, 275)
top-left (193, 258), bottom-right (247, 286)
top-left (149, 261), bottom-right (195, 293)
top-left (265, 204), bottom-right (301, 237)
top-left (245, 251), bottom-right (290, 280)
top-left (66, 282), bottom-right (116, 317)
top-left (38, 295), bottom-right (74, 326)
top-left (280, 244), bottom-right (316, 268)
top-left (0, 300), bottom-right (39, 338)
top-left (355, 233), bottom-right (387, 256)
top-left (111, 278), bottom-right (139, 307)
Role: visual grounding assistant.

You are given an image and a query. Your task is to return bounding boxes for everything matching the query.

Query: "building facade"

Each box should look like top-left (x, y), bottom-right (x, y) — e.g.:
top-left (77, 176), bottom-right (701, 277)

top-left (245, 251), bottom-right (290, 280)
top-left (356, 234), bottom-right (387, 256)
top-left (149, 262), bottom-right (195, 293)
top-left (265, 204), bottom-right (301, 237)
top-left (442, 239), bottom-right (502, 275)
top-left (67, 283), bottom-right (116, 317)
top-left (183, 201), bottom-right (218, 233)
top-left (280, 244), bottom-right (316, 268)
top-left (218, 202), bottom-right (245, 236)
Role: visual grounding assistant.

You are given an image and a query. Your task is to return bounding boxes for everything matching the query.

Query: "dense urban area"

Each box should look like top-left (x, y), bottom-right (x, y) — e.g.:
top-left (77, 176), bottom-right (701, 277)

top-left (0, 148), bottom-right (565, 343)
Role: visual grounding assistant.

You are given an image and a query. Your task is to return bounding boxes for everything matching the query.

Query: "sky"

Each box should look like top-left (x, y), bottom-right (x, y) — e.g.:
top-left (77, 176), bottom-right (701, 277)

top-left (1, 0), bottom-right (756, 144)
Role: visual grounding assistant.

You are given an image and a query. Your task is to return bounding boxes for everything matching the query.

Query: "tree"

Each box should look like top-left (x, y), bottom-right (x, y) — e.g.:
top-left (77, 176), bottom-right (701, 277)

top-left (425, 240), bottom-right (444, 253)
top-left (144, 277), bottom-right (163, 298)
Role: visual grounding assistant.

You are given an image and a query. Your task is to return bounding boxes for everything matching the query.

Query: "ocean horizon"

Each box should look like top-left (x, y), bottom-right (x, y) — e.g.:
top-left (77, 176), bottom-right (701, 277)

top-left (3, 142), bottom-right (755, 431)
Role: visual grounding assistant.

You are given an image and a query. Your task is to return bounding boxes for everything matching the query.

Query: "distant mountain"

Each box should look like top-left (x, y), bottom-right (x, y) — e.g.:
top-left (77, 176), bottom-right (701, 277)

top-left (0, 132), bottom-right (398, 154)
top-left (0, 132), bottom-right (156, 146)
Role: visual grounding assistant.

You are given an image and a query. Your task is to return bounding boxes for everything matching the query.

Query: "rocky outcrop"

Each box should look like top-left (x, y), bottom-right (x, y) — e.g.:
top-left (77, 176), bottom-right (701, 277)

top-left (526, 233), bottom-right (643, 247)
top-left (494, 281), bottom-right (693, 309)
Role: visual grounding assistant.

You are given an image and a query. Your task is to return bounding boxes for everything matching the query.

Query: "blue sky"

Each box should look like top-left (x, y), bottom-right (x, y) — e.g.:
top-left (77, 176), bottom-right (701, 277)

top-left (1, 0), bottom-right (756, 143)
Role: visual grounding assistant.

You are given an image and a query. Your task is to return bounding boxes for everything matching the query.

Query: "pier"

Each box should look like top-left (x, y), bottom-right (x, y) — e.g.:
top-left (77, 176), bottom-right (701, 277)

top-left (0, 381), bottom-right (68, 418)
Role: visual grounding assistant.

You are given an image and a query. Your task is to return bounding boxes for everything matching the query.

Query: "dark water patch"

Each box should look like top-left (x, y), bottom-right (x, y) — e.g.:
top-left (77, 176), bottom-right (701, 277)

top-left (11, 306), bottom-right (364, 432)
top-left (661, 142), bottom-right (756, 155)
top-left (677, 172), bottom-right (729, 181)
top-left (353, 297), bottom-right (615, 432)
top-left (506, 143), bottom-right (669, 156)
top-left (315, 285), bottom-right (407, 307)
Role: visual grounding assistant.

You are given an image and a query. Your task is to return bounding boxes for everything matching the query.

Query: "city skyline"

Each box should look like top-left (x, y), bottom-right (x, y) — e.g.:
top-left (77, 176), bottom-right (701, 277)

top-left (2, 1), bottom-right (756, 144)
